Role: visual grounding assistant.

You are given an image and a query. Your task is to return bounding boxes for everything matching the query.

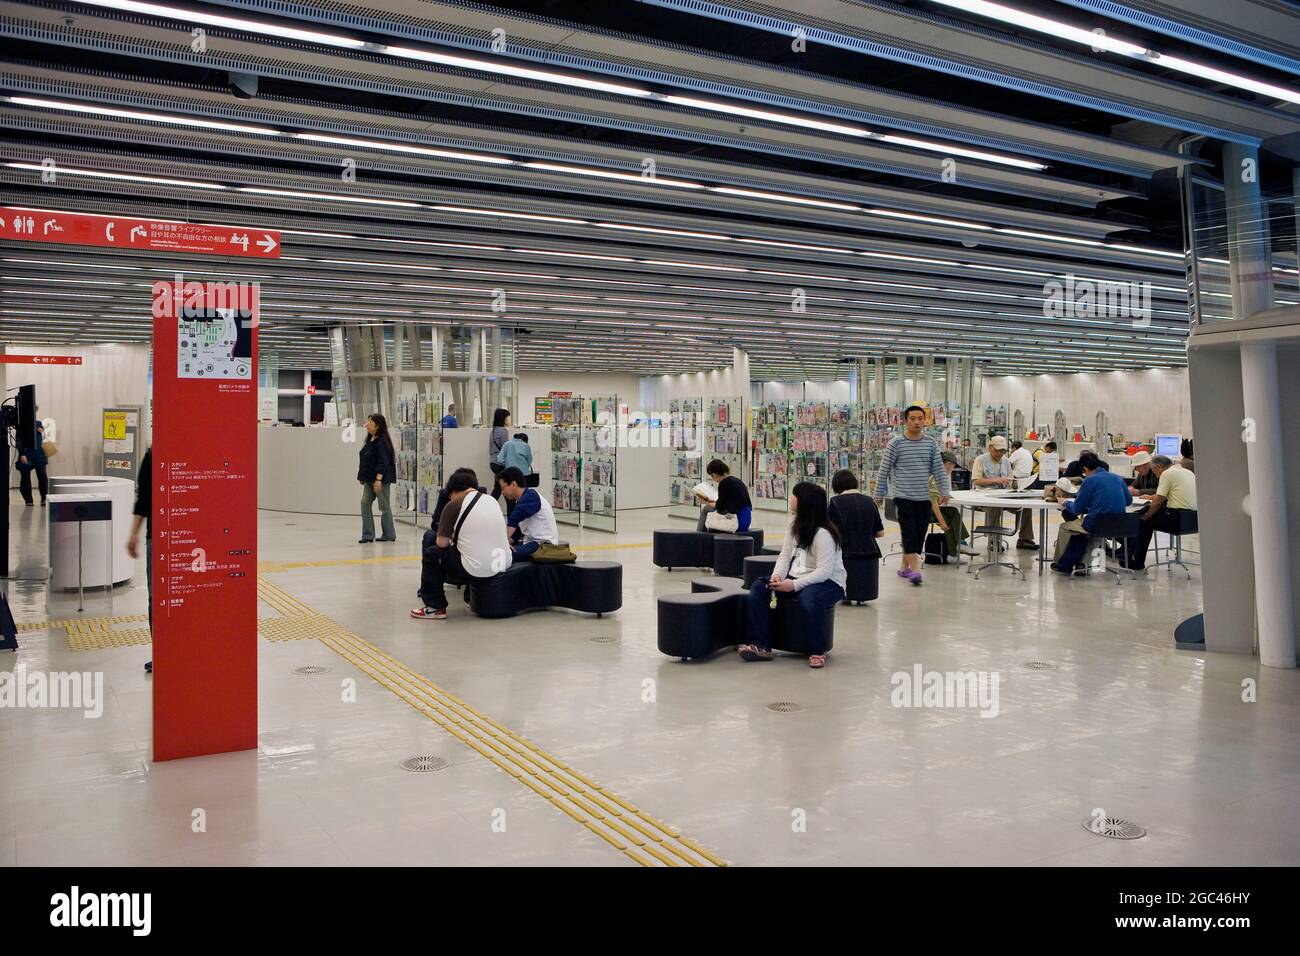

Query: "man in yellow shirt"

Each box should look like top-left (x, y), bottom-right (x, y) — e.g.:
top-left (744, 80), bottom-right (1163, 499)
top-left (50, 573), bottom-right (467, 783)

top-left (1124, 455), bottom-right (1197, 570)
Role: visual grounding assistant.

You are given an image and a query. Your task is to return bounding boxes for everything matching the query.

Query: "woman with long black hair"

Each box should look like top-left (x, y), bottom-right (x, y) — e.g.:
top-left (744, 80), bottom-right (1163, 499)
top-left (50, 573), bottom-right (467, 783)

top-left (488, 407), bottom-right (511, 499)
top-left (358, 412), bottom-right (397, 543)
top-left (740, 481), bottom-right (846, 669)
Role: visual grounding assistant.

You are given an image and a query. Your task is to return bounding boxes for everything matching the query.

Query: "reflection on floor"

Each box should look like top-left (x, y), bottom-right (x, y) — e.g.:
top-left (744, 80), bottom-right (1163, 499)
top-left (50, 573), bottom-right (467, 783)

top-left (2, 491), bottom-right (1298, 867)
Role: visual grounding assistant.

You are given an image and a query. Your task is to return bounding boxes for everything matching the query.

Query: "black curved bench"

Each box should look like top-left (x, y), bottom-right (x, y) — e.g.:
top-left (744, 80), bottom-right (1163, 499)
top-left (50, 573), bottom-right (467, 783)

top-left (744, 553), bottom-right (878, 605)
top-left (657, 575), bottom-right (835, 660)
top-left (652, 528), bottom-right (765, 573)
top-left (466, 561), bottom-right (622, 619)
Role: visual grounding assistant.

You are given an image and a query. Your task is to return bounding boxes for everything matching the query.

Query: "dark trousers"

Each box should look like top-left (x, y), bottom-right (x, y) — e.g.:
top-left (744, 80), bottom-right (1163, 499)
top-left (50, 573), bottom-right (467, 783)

top-left (419, 529), bottom-right (467, 610)
top-left (146, 535), bottom-right (153, 633)
top-left (894, 497), bottom-right (931, 554)
top-left (746, 577), bottom-right (844, 655)
top-left (18, 465), bottom-right (48, 504)
top-left (1057, 532), bottom-right (1092, 572)
top-left (489, 462), bottom-right (504, 499)
top-left (1128, 508), bottom-right (1189, 569)
top-left (512, 540), bottom-right (541, 563)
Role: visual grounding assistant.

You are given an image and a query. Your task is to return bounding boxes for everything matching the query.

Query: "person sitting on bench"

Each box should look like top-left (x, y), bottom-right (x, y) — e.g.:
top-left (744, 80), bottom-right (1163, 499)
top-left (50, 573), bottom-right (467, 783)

top-left (695, 459), bottom-right (753, 533)
top-left (739, 481), bottom-right (846, 670)
top-left (827, 468), bottom-right (884, 558)
top-left (497, 466), bottom-right (559, 562)
top-left (411, 469), bottom-right (510, 621)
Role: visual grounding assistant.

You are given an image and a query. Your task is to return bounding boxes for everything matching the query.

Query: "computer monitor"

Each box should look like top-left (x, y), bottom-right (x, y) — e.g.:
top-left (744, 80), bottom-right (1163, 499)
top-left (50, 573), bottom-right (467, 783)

top-left (1154, 433), bottom-right (1182, 457)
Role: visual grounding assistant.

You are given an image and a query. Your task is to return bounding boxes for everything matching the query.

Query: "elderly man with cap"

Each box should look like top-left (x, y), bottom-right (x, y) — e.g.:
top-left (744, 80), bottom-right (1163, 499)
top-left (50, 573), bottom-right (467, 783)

top-left (971, 435), bottom-right (1014, 551)
top-left (1127, 450), bottom-right (1158, 495)
top-left (930, 450), bottom-right (970, 557)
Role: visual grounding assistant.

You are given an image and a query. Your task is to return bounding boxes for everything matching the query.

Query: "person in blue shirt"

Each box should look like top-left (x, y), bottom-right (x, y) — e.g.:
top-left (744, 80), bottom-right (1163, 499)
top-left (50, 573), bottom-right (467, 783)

top-left (496, 432), bottom-right (533, 476)
top-left (441, 403), bottom-right (458, 429)
top-left (1051, 451), bottom-right (1132, 574)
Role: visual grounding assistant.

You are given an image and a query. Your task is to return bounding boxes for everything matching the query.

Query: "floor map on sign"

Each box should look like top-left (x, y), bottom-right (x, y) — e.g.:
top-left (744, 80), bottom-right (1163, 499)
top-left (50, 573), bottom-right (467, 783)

top-left (177, 308), bottom-right (253, 379)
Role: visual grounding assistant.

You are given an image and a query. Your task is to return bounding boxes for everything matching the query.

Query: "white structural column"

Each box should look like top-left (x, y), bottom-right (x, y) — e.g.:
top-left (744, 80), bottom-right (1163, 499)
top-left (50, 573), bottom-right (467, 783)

top-left (1224, 142), bottom-right (1295, 666)
top-left (1240, 341), bottom-right (1296, 666)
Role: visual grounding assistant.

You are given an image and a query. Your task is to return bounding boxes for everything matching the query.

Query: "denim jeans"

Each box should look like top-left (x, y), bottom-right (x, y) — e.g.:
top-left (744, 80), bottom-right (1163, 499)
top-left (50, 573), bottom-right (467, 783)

top-left (746, 577), bottom-right (844, 656)
top-left (360, 481), bottom-right (396, 541)
top-left (512, 540), bottom-right (541, 563)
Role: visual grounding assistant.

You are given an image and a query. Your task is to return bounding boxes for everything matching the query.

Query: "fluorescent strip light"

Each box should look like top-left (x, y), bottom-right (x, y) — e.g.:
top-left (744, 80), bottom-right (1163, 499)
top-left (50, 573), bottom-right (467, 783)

top-left (380, 45), bottom-right (653, 98)
top-left (432, 205), bottom-right (586, 225)
top-left (996, 228), bottom-right (1102, 246)
top-left (866, 208), bottom-right (992, 230)
top-left (5, 162), bottom-right (225, 189)
top-left (73, 0), bottom-right (368, 47)
top-left (642, 260), bottom-right (750, 272)
top-left (294, 133), bottom-right (511, 165)
top-left (930, 0), bottom-right (1300, 105)
top-left (513, 249), bottom-right (636, 262)
top-left (710, 186), bottom-right (861, 211)
top-left (522, 162), bottom-right (702, 189)
top-left (875, 134), bottom-right (1046, 169)
top-left (239, 187), bottom-right (421, 207)
top-left (662, 94), bottom-right (867, 136)
top-left (596, 223), bottom-right (733, 241)
top-left (6, 96), bottom-right (281, 135)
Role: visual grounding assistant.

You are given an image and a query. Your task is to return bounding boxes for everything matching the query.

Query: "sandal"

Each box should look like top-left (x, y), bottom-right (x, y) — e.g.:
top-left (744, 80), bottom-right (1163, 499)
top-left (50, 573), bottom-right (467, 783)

top-left (738, 644), bottom-right (772, 662)
top-left (808, 654), bottom-right (827, 669)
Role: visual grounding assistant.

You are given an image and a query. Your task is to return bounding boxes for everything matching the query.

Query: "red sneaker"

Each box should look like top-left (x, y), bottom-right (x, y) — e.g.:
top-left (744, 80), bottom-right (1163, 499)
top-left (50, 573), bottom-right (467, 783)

top-left (410, 606), bottom-right (447, 620)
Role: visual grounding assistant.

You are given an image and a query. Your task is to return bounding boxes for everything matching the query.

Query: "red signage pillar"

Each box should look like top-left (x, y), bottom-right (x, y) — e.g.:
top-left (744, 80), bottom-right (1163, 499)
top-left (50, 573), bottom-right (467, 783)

top-left (151, 279), bottom-right (259, 761)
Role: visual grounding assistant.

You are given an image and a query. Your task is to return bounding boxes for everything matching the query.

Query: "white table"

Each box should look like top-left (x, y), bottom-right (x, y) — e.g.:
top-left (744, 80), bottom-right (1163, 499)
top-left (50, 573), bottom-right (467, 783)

top-left (949, 489), bottom-right (1143, 576)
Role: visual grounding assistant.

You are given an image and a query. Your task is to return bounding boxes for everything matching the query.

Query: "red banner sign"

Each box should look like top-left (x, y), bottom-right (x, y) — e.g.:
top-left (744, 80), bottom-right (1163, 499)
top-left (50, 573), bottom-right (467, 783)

top-left (151, 279), bottom-right (259, 761)
top-left (0, 355), bottom-right (83, 365)
top-left (0, 207), bottom-right (280, 258)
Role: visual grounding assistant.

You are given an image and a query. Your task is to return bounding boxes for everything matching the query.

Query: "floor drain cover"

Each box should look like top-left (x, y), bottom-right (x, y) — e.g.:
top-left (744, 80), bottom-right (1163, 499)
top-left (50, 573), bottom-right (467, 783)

top-left (1023, 661), bottom-right (1057, 670)
top-left (400, 755), bottom-right (450, 773)
top-left (766, 702), bottom-right (805, 714)
top-left (588, 635), bottom-right (620, 645)
top-left (1082, 815), bottom-right (1147, 840)
top-left (292, 665), bottom-right (331, 676)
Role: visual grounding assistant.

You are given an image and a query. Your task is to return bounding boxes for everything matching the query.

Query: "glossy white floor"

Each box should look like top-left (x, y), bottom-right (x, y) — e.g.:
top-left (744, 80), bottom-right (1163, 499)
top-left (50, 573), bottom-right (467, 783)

top-left (2, 490), bottom-right (1297, 867)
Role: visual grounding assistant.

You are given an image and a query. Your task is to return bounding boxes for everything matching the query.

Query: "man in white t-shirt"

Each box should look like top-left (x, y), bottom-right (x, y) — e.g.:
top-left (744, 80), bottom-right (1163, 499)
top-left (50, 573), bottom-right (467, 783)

top-left (1007, 439), bottom-right (1038, 549)
top-left (412, 468), bottom-right (510, 620)
top-left (497, 467), bottom-right (559, 561)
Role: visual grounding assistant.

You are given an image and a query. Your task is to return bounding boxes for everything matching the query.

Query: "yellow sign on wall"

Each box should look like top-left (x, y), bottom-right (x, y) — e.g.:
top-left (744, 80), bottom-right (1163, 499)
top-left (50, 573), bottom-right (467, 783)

top-left (103, 411), bottom-right (128, 440)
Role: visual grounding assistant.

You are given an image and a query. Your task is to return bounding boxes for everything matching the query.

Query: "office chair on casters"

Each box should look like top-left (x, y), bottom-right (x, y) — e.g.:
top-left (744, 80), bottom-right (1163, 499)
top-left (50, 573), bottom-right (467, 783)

top-left (968, 512), bottom-right (1023, 580)
top-left (1147, 510), bottom-right (1198, 580)
top-left (1071, 512), bottom-right (1141, 585)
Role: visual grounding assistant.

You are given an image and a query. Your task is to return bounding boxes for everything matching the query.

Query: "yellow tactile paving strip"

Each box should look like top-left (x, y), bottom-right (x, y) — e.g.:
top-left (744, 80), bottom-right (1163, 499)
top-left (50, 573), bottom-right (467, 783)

top-left (258, 576), bottom-right (727, 868)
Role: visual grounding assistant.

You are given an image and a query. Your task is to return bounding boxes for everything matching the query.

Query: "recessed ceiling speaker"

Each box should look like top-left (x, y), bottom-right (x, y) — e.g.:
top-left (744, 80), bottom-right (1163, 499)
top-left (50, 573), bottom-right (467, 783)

top-left (229, 71), bottom-right (259, 99)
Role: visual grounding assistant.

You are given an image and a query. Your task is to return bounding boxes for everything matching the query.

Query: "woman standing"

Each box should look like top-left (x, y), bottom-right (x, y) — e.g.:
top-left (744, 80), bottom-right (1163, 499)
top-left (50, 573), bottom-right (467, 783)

top-left (740, 482), bottom-right (846, 669)
top-left (358, 413), bottom-right (397, 543)
top-left (488, 408), bottom-right (511, 499)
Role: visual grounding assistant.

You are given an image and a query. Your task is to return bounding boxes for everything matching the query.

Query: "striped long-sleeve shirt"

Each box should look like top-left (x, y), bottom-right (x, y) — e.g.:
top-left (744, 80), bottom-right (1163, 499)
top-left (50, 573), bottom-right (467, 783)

top-left (876, 434), bottom-right (950, 501)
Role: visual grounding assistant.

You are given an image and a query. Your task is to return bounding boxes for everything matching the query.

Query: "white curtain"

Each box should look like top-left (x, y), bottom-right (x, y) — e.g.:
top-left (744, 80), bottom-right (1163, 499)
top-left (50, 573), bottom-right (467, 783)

top-left (6, 344), bottom-right (151, 483)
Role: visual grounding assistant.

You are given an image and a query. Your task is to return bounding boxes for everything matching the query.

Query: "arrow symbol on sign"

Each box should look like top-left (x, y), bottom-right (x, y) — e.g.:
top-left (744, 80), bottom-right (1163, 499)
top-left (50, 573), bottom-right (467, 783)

top-left (257, 233), bottom-right (277, 253)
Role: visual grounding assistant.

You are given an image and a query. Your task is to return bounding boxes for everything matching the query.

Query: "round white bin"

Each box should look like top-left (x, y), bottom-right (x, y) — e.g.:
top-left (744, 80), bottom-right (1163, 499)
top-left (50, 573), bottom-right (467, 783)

top-left (47, 475), bottom-right (136, 588)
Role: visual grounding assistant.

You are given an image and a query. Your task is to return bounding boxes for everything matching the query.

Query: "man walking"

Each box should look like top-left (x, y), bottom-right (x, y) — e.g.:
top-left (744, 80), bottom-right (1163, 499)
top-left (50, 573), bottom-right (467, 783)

top-left (875, 405), bottom-right (950, 586)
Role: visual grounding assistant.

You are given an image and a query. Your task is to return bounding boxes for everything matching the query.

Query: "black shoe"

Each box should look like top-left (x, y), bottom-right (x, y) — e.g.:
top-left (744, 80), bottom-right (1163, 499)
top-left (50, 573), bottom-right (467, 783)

top-left (376, 537), bottom-right (397, 542)
top-left (358, 538), bottom-right (375, 544)
top-left (40, 500), bottom-right (46, 507)
top-left (144, 660), bottom-right (153, 674)
top-left (23, 502), bottom-right (33, 507)
top-left (1017, 541), bottom-right (1040, 550)
top-left (1050, 562), bottom-right (1072, 574)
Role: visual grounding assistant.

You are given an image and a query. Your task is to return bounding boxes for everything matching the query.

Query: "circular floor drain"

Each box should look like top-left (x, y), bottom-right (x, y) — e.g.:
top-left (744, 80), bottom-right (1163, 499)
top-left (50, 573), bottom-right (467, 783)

top-left (1082, 815), bottom-right (1147, 840)
top-left (400, 755), bottom-right (450, 773)
top-left (766, 702), bottom-right (805, 714)
top-left (292, 665), bottom-right (331, 676)
top-left (588, 635), bottom-right (620, 645)
top-left (1023, 661), bottom-right (1057, 671)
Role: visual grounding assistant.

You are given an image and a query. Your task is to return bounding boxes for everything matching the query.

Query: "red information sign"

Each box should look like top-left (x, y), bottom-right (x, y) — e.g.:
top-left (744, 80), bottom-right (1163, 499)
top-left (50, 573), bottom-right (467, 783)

top-left (0, 355), bottom-right (83, 365)
top-left (151, 279), bottom-right (259, 761)
top-left (0, 207), bottom-right (280, 258)
top-left (306, 384), bottom-right (316, 395)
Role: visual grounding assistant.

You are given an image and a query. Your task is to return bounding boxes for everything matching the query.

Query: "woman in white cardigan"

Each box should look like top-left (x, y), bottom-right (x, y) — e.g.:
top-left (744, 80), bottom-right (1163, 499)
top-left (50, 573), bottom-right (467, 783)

top-left (740, 481), bottom-right (847, 669)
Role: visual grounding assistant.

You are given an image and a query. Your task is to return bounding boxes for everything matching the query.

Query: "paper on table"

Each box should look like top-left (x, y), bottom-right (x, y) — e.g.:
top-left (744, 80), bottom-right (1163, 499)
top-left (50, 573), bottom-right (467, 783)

top-left (1039, 453), bottom-right (1060, 483)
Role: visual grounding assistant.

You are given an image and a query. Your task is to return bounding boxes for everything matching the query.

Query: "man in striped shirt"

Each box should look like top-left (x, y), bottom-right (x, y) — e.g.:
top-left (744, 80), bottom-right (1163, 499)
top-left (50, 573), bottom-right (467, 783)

top-left (875, 405), bottom-right (951, 585)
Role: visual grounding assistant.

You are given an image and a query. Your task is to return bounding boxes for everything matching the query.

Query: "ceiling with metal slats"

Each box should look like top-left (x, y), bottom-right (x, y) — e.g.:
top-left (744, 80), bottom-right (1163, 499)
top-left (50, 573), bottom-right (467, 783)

top-left (2, 0), bottom-right (1299, 378)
